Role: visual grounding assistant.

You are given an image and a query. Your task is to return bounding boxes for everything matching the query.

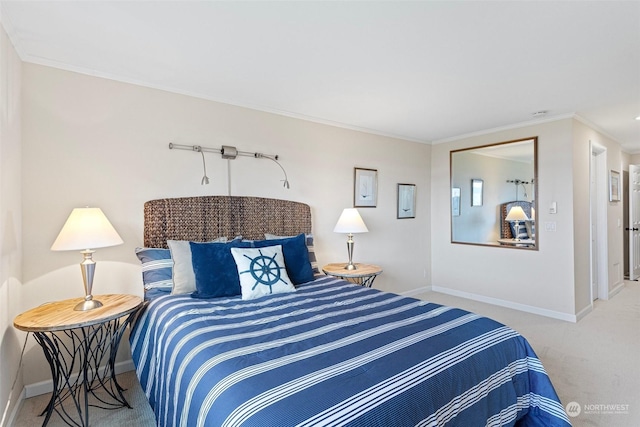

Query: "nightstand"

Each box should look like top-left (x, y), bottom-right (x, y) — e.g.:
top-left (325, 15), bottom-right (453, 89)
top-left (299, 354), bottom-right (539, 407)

top-left (14, 294), bottom-right (143, 427)
top-left (322, 263), bottom-right (383, 287)
top-left (497, 238), bottom-right (536, 247)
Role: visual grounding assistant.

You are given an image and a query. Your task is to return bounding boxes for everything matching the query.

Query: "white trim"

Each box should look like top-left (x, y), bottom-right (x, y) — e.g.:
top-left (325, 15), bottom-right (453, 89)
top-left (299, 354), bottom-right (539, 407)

top-left (400, 285), bottom-right (432, 298)
top-left (3, 387), bottom-right (25, 427)
top-left (608, 281), bottom-right (625, 299)
top-left (575, 304), bottom-right (593, 322)
top-left (591, 142), bottom-right (609, 301)
top-left (0, 3), bottom-right (25, 59)
top-left (574, 115), bottom-right (623, 148)
top-left (431, 285), bottom-right (579, 322)
top-left (431, 113), bottom-right (577, 145)
top-left (24, 359), bottom-right (135, 398)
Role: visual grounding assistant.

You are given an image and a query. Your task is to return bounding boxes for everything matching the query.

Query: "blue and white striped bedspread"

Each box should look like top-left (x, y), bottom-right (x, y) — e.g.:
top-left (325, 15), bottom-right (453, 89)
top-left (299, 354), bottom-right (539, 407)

top-left (130, 276), bottom-right (570, 427)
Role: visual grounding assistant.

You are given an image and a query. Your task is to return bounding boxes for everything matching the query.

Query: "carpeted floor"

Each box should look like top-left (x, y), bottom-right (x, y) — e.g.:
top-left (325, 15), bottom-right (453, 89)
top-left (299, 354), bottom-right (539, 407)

top-left (416, 280), bottom-right (640, 427)
top-left (13, 281), bottom-right (639, 427)
top-left (12, 370), bottom-right (155, 427)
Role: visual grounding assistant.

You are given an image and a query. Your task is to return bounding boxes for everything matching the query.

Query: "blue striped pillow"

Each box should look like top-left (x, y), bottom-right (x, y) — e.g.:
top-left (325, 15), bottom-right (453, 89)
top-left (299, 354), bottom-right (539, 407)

top-left (508, 221), bottom-right (529, 240)
top-left (135, 247), bottom-right (173, 291)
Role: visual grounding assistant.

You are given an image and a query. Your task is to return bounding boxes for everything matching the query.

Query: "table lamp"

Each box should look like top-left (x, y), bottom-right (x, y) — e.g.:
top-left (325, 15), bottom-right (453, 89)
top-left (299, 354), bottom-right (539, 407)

top-left (51, 207), bottom-right (124, 311)
top-left (505, 206), bottom-right (529, 241)
top-left (333, 208), bottom-right (369, 270)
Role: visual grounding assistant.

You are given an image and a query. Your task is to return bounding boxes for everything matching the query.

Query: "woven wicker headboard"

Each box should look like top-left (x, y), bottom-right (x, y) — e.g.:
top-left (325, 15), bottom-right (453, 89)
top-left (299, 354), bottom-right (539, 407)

top-left (144, 196), bottom-right (312, 248)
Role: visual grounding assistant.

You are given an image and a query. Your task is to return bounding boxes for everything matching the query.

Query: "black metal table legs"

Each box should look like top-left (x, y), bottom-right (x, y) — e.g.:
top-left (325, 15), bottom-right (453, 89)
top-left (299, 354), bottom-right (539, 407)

top-left (33, 314), bottom-right (134, 426)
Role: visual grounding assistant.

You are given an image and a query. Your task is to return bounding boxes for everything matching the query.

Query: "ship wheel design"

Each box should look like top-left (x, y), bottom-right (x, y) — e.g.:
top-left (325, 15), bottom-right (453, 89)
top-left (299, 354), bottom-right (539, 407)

top-left (239, 249), bottom-right (287, 294)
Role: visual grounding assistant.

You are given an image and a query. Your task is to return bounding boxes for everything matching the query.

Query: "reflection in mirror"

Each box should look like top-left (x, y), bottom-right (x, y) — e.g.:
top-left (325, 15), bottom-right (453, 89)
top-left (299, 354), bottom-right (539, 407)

top-left (450, 137), bottom-right (537, 249)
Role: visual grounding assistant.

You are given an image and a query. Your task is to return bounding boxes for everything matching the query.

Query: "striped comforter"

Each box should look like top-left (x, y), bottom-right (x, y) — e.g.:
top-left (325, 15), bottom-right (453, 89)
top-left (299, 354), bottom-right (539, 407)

top-left (130, 276), bottom-right (570, 427)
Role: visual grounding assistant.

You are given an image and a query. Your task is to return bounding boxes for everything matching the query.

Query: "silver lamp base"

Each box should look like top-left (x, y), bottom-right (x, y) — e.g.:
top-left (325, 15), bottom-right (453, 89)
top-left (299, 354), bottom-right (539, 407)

top-left (512, 221), bottom-right (522, 241)
top-left (74, 297), bottom-right (103, 311)
top-left (75, 250), bottom-right (102, 311)
top-left (344, 233), bottom-right (358, 270)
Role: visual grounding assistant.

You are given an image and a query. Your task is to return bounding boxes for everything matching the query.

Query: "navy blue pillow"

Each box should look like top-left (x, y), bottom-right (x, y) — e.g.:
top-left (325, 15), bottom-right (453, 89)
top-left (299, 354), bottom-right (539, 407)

top-left (190, 239), bottom-right (252, 299)
top-left (252, 233), bottom-right (314, 285)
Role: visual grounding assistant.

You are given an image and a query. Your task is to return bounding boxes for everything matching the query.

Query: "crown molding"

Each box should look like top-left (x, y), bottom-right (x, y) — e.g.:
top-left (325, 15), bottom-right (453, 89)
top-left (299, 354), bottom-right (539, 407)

top-left (431, 113), bottom-right (577, 145)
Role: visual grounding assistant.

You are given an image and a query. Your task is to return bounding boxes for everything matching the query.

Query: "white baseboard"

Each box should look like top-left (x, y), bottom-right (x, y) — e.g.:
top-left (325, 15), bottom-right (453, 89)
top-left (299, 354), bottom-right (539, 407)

top-left (431, 285), bottom-right (579, 322)
top-left (2, 387), bottom-right (25, 427)
top-left (400, 285), bottom-right (432, 298)
top-left (575, 304), bottom-right (593, 322)
top-left (25, 359), bottom-right (135, 399)
top-left (609, 281), bottom-right (625, 298)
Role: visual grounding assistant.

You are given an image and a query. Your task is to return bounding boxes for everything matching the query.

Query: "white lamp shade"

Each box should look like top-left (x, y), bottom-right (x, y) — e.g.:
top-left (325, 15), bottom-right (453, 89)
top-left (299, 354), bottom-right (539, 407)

top-left (51, 207), bottom-right (123, 251)
top-left (333, 208), bottom-right (369, 234)
top-left (505, 206), bottom-right (529, 222)
top-left (530, 207), bottom-right (535, 220)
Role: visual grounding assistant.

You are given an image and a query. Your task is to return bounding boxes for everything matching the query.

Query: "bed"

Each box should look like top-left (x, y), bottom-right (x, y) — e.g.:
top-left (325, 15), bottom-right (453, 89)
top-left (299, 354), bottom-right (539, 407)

top-left (130, 196), bottom-right (570, 427)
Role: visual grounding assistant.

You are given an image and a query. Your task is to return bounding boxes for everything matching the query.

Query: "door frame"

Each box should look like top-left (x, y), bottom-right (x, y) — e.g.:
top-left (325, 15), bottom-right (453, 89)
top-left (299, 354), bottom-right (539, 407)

top-left (590, 142), bottom-right (609, 301)
top-left (628, 165), bottom-right (640, 280)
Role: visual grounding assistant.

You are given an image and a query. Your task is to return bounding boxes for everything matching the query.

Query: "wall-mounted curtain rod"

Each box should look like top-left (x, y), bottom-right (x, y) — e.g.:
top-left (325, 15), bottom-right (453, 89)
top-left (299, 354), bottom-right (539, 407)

top-left (506, 179), bottom-right (529, 200)
top-left (169, 143), bottom-right (289, 188)
top-left (169, 142), bottom-right (280, 161)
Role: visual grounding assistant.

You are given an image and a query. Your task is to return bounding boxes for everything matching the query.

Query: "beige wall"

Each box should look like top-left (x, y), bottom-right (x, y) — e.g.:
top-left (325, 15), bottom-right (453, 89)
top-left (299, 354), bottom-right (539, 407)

top-left (0, 23), bottom-right (23, 427)
top-left (431, 117), bottom-right (626, 320)
top-left (19, 63), bottom-right (431, 386)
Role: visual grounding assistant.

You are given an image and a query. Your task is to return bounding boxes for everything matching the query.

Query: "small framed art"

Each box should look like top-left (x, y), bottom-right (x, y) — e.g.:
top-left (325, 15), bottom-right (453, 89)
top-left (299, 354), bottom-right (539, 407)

top-left (452, 187), bottom-right (461, 216)
top-left (354, 167), bottom-right (378, 207)
top-left (471, 179), bottom-right (483, 206)
top-left (610, 170), bottom-right (620, 202)
top-left (397, 184), bottom-right (416, 219)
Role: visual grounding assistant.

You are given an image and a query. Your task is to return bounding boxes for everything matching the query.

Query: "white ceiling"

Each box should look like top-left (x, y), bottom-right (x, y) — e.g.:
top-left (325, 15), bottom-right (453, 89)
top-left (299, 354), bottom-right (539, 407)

top-left (1, 1), bottom-right (639, 150)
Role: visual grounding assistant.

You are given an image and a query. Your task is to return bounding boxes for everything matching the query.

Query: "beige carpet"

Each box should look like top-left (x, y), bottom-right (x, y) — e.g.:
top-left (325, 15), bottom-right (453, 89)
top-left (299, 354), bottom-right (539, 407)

top-left (13, 281), bottom-right (639, 426)
top-left (12, 370), bottom-right (156, 427)
top-left (416, 280), bottom-right (640, 427)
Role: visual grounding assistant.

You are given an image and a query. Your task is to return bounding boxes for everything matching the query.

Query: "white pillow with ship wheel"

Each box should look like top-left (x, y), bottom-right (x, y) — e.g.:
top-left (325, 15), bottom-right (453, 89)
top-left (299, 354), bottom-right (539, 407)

top-left (230, 245), bottom-right (296, 300)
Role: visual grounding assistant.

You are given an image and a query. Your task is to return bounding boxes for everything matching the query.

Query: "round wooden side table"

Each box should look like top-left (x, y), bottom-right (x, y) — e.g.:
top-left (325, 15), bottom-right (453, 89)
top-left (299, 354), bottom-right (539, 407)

top-left (322, 263), bottom-right (383, 287)
top-left (14, 294), bottom-right (143, 427)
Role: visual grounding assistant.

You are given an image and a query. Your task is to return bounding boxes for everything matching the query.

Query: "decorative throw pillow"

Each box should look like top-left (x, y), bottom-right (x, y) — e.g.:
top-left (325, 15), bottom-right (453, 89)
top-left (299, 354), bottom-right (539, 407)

top-left (189, 239), bottom-right (252, 299)
top-left (508, 221), bottom-right (529, 240)
top-left (230, 245), bottom-right (296, 300)
top-left (167, 237), bottom-right (228, 294)
top-left (135, 247), bottom-right (173, 291)
top-left (265, 233), bottom-right (319, 274)
top-left (253, 233), bottom-right (314, 284)
top-left (525, 221), bottom-right (536, 239)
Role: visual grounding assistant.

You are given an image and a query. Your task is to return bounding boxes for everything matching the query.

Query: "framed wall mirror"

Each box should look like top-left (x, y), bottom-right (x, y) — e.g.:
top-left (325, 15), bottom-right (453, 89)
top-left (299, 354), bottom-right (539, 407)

top-left (450, 137), bottom-right (538, 250)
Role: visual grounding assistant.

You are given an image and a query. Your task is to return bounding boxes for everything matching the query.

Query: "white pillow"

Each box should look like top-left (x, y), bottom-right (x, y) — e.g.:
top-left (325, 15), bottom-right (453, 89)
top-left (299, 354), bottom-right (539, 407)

top-left (230, 245), bottom-right (296, 300)
top-left (167, 237), bottom-right (227, 294)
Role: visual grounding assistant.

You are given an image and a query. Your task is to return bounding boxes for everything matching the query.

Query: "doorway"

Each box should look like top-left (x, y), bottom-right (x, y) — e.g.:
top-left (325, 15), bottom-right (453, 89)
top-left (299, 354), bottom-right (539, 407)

top-left (627, 165), bottom-right (640, 280)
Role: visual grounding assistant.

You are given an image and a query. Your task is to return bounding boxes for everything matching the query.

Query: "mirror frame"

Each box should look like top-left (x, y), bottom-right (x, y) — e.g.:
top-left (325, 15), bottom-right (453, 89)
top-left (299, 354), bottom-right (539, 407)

top-left (450, 136), bottom-right (538, 250)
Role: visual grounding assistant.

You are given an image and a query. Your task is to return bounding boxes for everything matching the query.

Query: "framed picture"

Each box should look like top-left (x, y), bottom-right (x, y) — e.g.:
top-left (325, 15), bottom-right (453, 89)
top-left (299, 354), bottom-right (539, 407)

top-left (610, 170), bottom-right (620, 202)
top-left (452, 187), bottom-right (461, 216)
top-left (471, 179), bottom-right (483, 206)
top-left (354, 167), bottom-right (378, 207)
top-left (397, 184), bottom-right (416, 219)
